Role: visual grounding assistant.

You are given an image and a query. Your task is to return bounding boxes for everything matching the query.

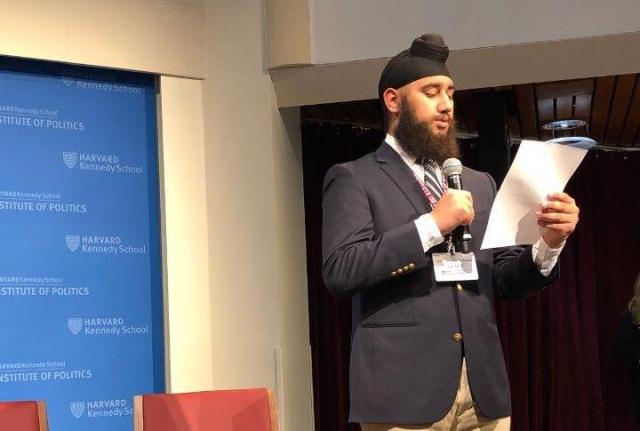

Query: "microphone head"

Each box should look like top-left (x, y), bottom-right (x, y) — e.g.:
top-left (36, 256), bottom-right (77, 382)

top-left (442, 158), bottom-right (462, 177)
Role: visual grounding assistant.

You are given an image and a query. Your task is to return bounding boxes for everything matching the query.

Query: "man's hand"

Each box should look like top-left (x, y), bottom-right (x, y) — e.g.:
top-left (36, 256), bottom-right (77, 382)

top-left (536, 192), bottom-right (579, 248)
top-left (431, 190), bottom-right (474, 235)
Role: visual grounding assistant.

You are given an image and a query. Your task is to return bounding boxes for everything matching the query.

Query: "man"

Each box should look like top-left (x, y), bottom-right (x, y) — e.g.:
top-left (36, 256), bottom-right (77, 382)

top-left (321, 34), bottom-right (579, 430)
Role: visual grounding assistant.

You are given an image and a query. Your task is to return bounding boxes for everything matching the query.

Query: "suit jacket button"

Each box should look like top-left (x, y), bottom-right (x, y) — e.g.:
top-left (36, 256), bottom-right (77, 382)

top-left (452, 332), bottom-right (463, 342)
top-left (391, 271), bottom-right (397, 277)
top-left (408, 263), bottom-right (415, 270)
top-left (397, 268), bottom-right (403, 275)
top-left (403, 265), bottom-right (409, 272)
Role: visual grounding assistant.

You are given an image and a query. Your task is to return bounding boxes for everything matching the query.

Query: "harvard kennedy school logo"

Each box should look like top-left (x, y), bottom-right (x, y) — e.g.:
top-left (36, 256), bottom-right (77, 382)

top-left (67, 318), bottom-right (83, 335)
top-left (65, 235), bottom-right (81, 252)
top-left (63, 152), bottom-right (78, 169)
top-left (70, 401), bottom-right (86, 418)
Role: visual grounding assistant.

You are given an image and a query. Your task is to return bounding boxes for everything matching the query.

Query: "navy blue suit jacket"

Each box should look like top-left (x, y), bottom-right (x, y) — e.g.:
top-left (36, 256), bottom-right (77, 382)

top-left (322, 142), bottom-right (558, 424)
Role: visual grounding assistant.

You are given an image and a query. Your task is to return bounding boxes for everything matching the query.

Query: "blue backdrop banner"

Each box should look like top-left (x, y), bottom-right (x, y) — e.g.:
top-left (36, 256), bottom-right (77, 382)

top-left (0, 57), bottom-right (164, 431)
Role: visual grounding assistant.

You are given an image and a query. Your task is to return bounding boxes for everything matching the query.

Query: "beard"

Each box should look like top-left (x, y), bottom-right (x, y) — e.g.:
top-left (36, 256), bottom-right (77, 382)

top-left (394, 96), bottom-right (460, 164)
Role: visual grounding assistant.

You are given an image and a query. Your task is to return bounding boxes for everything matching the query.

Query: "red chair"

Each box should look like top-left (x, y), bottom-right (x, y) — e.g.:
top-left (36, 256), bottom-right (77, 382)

top-left (134, 388), bottom-right (279, 431)
top-left (0, 400), bottom-right (48, 431)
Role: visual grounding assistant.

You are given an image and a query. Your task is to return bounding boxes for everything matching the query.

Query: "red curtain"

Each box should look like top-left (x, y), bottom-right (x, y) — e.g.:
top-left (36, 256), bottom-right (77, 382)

top-left (303, 123), bottom-right (381, 431)
top-left (498, 148), bottom-right (640, 431)
top-left (302, 121), bottom-right (640, 431)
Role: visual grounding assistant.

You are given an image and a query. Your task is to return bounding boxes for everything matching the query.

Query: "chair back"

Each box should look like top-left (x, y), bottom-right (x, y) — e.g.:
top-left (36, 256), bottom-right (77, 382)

top-left (0, 400), bottom-right (48, 431)
top-left (134, 388), bottom-right (278, 431)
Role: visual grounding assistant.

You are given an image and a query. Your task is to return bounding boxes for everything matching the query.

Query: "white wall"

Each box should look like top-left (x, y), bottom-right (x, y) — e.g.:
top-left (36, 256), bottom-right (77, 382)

top-left (308, 0), bottom-right (640, 64)
top-left (202, 1), bottom-right (314, 429)
top-left (268, 0), bottom-right (640, 107)
top-left (272, 105), bottom-right (314, 431)
top-left (0, 3), bottom-right (316, 430)
top-left (268, 0), bottom-right (312, 67)
top-left (158, 76), bottom-right (213, 392)
top-left (0, 0), bottom-right (215, 392)
top-left (271, 31), bottom-right (640, 107)
top-left (0, 0), bottom-right (205, 78)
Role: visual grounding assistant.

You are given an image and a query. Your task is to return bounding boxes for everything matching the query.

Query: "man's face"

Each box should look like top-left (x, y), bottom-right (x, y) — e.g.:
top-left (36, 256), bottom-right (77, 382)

top-left (392, 75), bottom-right (459, 163)
top-left (401, 75), bottom-right (455, 137)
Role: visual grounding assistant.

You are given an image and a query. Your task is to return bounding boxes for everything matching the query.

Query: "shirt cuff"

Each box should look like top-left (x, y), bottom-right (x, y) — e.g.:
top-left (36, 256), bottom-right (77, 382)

top-left (414, 213), bottom-right (445, 252)
top-left (532, 236), bottom-right (565, 277)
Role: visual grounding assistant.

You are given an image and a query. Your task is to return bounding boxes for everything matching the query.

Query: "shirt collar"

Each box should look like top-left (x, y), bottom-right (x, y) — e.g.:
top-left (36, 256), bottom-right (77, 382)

top-left (385, 133), bottom-right (419, 166)
top-left (385, 133), bottom-right (442, 171)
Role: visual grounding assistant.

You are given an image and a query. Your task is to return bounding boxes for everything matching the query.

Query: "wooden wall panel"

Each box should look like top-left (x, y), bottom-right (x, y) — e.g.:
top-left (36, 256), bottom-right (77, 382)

top-left (302, 74), bottom-right (640, 148)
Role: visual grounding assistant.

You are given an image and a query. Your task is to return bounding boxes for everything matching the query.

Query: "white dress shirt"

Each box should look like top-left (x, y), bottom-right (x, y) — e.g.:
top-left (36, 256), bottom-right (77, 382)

top-left (384, 133), bottom-right (563, 276)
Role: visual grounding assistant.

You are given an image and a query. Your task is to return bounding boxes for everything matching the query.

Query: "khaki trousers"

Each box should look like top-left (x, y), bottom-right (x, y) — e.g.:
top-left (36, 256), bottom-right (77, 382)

top-left (361, 359), bottom-right (511, 431)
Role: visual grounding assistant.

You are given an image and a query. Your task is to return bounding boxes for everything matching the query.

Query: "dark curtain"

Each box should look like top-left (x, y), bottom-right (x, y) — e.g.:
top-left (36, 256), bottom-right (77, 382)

top-left (497, 149), bottom-right (640, 431)
top-left (303, 123), bottom-right (383, 431)
top-left (302, 120), bottom-right (640, 431)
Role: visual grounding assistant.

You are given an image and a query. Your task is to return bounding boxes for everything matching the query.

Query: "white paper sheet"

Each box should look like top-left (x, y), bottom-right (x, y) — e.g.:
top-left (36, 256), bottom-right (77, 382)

top-left (480, 140), bottom-right (588, 249)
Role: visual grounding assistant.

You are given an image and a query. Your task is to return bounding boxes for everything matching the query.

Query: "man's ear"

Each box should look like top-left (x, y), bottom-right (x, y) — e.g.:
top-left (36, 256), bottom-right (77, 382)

top-left (383, 88), bottom-right (401, 115)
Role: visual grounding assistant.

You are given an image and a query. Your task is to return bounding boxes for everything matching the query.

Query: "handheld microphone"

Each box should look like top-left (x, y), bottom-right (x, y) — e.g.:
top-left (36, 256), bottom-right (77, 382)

top-left (442, 158), bottom-right (472, 253)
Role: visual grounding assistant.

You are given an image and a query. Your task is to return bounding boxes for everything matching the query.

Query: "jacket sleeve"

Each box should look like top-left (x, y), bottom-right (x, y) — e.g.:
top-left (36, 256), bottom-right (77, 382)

top-left (321, 164), bottom-right (428, 298)
top-left (484, 172), bottom-right (560, 300)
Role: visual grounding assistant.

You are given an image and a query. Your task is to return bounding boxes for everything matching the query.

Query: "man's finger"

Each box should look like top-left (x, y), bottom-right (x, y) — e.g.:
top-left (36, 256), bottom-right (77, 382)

top-left (541, 201), bottom-right (578, 214)
top-left (546, 192), bottom-right (576, 205)
top-left (543, 223), bottom-right (575, 232)
top-left (537, 212), bottom-right (576, 224)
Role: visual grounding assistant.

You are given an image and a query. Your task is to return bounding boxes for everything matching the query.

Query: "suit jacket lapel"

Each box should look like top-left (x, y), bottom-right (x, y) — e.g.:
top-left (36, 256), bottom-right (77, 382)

top-left (375, 142), bottom-right (431, 215)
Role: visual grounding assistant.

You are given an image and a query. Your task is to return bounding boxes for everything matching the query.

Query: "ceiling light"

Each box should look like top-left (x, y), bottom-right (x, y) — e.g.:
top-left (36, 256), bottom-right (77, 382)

top-left (542, 119), bottom-right (587, 131)
top-left (547, 136), bottom-right (597, 149)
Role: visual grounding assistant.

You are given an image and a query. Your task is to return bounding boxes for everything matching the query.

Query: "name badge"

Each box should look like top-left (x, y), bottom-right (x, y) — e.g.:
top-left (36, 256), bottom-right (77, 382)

top-left (432, 252), bottom-right (479, 282)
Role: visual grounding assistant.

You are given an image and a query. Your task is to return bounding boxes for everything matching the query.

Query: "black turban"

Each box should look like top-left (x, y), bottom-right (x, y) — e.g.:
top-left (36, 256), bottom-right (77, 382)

top-left (378, 34), bottom-right (451, 99)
